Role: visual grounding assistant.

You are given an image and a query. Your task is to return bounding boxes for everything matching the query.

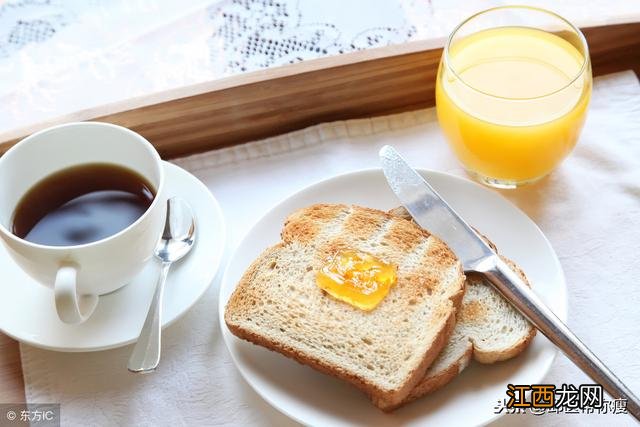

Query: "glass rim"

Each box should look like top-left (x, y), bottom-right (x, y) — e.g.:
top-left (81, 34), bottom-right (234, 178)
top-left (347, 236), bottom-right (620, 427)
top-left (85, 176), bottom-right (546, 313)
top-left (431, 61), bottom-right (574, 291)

top-left (443, 5), bottom-right (590, 101)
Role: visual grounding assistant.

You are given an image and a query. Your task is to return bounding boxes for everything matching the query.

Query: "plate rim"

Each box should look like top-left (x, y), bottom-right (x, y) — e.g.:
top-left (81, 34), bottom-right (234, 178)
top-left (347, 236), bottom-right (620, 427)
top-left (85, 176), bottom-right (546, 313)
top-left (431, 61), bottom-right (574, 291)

top-left (0, 161), bottom-right (226, 352)
top-left (218, 167), bottom-right (567, 426)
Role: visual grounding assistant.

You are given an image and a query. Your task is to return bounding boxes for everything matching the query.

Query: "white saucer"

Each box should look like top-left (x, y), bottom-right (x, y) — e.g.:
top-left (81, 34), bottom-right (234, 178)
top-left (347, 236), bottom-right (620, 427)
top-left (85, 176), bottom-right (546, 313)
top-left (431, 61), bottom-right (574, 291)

top-left (220, 169), bottom-right (567, 427)
top-left (0, 161), bottom-right (225, 352)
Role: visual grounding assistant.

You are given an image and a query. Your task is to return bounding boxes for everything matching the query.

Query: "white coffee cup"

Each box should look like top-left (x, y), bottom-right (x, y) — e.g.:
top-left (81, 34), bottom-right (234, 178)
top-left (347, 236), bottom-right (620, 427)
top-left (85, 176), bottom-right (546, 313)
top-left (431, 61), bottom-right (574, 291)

top-left (0, 122), bottom-right (166, 324)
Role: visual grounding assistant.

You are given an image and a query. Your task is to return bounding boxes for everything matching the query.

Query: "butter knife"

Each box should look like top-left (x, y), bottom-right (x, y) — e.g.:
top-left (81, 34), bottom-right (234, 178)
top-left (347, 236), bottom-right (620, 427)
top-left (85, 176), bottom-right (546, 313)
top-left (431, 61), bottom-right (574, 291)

top-left (379, 145), bottom-right (639, 420)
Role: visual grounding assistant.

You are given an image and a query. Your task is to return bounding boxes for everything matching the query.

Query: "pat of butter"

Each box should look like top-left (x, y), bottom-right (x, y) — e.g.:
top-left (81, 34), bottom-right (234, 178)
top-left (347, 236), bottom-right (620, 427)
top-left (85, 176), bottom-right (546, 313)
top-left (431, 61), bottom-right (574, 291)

top-left (316, 249), bottom-right (397, 311)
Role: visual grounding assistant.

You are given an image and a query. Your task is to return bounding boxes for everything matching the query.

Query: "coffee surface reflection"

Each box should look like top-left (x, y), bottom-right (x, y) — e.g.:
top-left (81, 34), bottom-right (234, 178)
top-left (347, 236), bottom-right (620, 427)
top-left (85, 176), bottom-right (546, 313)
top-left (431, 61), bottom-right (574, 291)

top-left (12, 163), bottom-right (155, 246)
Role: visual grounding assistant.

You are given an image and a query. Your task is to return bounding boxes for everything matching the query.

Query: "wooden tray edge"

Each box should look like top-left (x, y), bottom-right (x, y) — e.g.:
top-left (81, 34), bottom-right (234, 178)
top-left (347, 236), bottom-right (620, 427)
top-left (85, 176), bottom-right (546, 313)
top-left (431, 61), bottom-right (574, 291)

top-left (1, 22), bottom-right (639, 158)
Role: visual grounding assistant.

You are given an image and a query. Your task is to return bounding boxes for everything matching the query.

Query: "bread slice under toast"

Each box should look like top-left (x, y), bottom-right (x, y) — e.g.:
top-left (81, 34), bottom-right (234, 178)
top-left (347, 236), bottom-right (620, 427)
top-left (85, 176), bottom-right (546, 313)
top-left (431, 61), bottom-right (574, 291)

top-left (224, 204), bottom-right (465, 410)
top-left (389, 207), bottom-right (536, 408)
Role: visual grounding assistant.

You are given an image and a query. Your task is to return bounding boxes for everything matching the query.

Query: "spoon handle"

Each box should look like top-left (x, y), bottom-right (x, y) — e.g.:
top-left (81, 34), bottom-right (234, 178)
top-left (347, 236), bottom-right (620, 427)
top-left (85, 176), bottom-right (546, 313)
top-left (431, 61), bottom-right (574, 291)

top-left (128, 262), bottom-right (171, 373)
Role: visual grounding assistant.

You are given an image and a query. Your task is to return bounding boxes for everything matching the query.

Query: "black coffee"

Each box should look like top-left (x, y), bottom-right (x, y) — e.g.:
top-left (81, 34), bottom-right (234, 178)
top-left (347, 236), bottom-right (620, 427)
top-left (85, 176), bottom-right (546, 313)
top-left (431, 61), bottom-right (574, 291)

top-left (12, 163), bottom-right (155, 246)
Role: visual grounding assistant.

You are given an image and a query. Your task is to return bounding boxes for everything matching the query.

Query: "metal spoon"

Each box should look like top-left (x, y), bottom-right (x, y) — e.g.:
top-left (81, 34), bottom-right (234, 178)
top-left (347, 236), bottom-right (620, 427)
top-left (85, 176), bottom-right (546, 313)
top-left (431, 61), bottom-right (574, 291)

top-left (128, 197), bottom-right (196, 373)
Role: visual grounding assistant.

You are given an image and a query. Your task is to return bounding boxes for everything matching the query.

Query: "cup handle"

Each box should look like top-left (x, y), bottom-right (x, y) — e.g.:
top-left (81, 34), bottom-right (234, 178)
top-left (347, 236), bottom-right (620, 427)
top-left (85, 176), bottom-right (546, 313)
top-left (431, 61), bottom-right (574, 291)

top-left (54, 264), bottom-right (98, 324)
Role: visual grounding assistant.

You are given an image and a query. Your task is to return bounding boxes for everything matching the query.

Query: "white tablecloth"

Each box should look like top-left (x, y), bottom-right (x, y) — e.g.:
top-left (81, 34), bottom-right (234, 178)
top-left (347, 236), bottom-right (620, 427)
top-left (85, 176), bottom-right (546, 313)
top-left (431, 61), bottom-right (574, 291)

top-left (19, 71), bottom-right (640, 426)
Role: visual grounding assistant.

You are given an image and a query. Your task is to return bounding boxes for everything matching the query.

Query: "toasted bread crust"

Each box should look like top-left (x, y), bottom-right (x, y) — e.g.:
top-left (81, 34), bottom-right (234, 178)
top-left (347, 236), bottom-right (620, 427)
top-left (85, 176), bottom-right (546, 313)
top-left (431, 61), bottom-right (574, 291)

top-left (226, 319), bottom-right (385, 398)
top-left (373, 309), bottom-right (461, 411)
top-left (473, 327), bottom-right (536, 364)
top-left (401, 344), bottom-right (473, 406)
top-left (471, 259), bottom-right (536, 364)
top-left (225, 204), bottom-right (465, 409)
top-left (387, 207), bottom-right (537, 408)
top-left (227, 294), bottom-right (460, 412)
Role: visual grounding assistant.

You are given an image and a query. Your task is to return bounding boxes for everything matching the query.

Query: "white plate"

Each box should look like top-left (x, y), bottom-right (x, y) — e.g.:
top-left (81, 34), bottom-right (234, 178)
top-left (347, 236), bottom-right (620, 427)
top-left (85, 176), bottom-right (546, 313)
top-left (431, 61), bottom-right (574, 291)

top-left (0, 161), bottom-right (225, 352)
top-left (219, 169), bottom-right (567, 427)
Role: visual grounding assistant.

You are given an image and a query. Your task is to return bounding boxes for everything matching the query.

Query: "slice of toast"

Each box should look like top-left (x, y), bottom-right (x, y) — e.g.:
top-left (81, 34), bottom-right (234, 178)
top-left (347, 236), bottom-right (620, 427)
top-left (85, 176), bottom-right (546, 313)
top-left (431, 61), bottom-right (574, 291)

top-left (389, 207), bottom-right (536, 407)
top-left (225, 204), bottom-right (465, 410)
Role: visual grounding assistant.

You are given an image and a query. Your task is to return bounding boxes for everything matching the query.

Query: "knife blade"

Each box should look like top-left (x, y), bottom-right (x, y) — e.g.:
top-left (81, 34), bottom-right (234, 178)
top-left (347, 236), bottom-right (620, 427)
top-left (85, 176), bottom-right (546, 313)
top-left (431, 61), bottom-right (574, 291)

top-left (379, 145), bottom-right (640, 420)
top-left (379, 145), bottom-right (494, 271)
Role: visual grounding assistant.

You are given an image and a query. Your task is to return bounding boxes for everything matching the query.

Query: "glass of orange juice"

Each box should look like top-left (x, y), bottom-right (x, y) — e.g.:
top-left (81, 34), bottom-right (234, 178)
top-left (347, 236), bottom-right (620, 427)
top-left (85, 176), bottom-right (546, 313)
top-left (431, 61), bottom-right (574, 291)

top-left (436, 6), bottom-right (592, 188)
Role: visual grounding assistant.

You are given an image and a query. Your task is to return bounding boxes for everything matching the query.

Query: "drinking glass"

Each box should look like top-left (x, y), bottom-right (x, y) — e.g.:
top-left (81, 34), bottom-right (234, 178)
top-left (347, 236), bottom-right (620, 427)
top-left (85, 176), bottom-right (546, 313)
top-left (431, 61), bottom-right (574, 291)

top-left (436, 6), bottom-right (592, 188)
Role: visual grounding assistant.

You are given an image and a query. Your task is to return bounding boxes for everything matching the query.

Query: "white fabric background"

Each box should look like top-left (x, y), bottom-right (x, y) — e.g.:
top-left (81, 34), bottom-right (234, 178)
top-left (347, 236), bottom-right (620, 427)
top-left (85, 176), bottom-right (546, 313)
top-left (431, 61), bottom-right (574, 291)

top-left (18, 71), bottom-right (640, 426)
top-left (0, 0), bottom-right (636, 137)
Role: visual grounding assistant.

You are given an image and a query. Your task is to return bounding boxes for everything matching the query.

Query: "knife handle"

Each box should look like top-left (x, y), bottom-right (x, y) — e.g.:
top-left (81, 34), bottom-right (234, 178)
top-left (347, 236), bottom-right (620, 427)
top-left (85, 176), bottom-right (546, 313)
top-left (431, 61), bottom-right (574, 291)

top-left (478, 256), bottom-right (640, 421)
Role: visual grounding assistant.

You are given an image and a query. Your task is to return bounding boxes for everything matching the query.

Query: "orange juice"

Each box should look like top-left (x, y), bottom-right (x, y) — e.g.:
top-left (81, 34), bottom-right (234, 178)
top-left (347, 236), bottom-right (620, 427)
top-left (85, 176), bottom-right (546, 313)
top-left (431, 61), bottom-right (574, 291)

top-left (437, 26), bottom-right (591, 185)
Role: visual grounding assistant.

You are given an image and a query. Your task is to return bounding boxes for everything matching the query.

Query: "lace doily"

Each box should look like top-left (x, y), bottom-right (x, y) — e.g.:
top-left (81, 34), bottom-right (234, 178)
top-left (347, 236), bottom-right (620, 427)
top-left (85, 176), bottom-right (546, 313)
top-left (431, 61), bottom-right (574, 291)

top-left (0, 0), bottom-right (82, 58)
top-left (0, 0), bottom-right (431, 133)
top-left (208, 0), bottom-right (418, 72)
top-left (0, 0), bottom-right (422, 72)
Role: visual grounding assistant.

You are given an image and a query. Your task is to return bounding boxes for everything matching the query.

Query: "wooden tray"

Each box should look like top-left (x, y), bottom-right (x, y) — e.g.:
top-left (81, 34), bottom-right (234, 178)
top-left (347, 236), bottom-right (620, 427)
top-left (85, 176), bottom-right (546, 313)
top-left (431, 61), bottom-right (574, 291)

top-left (1, 22), bottom-right (639, 159)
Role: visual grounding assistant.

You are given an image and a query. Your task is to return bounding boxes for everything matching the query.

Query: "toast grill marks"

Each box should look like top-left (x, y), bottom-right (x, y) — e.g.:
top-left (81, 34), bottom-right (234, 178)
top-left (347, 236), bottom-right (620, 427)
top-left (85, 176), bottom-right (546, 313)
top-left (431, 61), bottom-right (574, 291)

top-left (288, 205), bottom-right (462, 389)
top-left (226, 204), bottom-right (465, 408)
top-left (317, 205), bottom-right (462, 402)
top-left (281, 204), bottom-right (353, 245)
top-left (327, 208), bottom-right (464, 397)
